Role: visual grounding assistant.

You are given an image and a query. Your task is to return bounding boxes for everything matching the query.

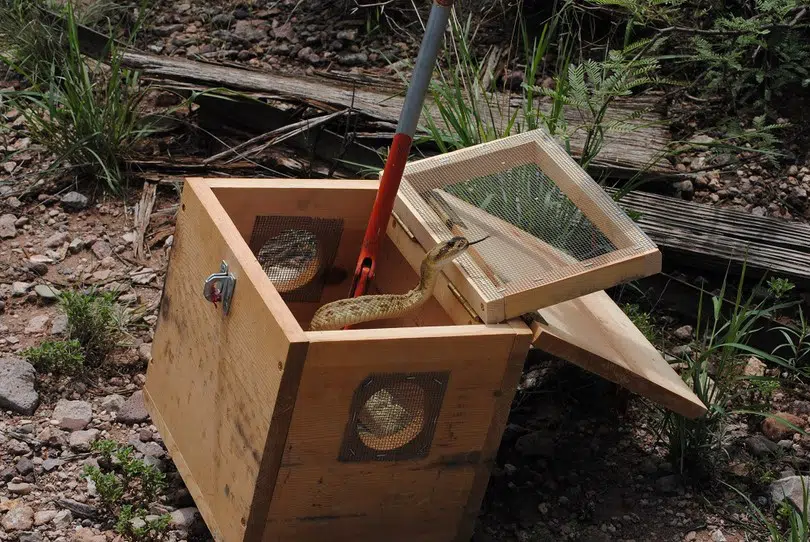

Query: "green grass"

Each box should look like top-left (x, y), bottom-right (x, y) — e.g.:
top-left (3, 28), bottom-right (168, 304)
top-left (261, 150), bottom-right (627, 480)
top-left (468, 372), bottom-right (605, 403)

top-left (22, 339), bottom-right (85, 375)
top-left (59, 289), bottom-right (125, 366)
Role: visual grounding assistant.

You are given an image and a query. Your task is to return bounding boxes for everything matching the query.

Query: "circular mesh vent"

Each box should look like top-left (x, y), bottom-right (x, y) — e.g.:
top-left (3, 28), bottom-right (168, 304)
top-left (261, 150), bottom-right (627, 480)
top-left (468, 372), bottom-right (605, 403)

top-left (357, 382), bottom-right (425, 451)
top-left (257, 229), bottom-right (320, 293)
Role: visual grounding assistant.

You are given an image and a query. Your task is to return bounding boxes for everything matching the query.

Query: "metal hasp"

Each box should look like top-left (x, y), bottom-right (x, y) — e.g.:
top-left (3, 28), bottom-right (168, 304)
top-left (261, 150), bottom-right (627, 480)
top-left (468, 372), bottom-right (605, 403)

top-left (203, 261), bottom-right (236, 315)
top-left (347, 0), bottom-right (455, 307)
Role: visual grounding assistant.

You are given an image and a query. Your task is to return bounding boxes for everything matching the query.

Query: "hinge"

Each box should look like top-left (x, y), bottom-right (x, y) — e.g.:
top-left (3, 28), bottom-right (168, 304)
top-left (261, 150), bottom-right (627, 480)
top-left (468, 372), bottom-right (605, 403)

top-left (446, 283), bottom-right (481, 323)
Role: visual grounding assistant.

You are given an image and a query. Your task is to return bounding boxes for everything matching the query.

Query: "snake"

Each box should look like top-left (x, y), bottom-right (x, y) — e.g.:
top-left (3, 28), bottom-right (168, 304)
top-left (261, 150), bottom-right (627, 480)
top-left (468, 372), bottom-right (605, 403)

top-left (309, 236), bottom-right (488, 331)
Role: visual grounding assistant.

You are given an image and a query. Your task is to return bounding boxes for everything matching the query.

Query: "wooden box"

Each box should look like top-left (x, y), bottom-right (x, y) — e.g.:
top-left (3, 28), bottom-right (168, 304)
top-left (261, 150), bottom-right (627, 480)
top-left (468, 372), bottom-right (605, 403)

top-left (145, 178), bottom-right (705, 542)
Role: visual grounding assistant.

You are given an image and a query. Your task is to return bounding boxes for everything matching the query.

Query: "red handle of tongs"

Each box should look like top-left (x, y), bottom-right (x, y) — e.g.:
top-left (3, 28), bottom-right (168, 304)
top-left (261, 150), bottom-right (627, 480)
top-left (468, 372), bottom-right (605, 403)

top-left (345, 0), bottom-right (455, 328)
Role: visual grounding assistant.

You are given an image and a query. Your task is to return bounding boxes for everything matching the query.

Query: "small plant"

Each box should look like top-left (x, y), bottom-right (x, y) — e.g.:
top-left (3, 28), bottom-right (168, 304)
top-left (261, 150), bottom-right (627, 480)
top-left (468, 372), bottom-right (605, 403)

top-left (773, 307), bottom-right (810, 371)
top-left (726, 476), bottom-right (810, 541)
top-left (22, 339), bottom-right (85, 375)
top-left (85, 440), bottom-right (170, 542)
top-left (660, 262), bottom-right (799, 477)
top-left (768, 277), bottom-right (796, 299)
top-left (59, 289), bottom-right (124, 366)
top-left (622, 303), bottom-right (658, 343)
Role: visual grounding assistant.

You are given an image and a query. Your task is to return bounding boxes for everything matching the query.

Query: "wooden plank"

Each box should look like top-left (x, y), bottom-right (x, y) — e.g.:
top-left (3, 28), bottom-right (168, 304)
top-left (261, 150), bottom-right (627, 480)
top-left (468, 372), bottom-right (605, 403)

top-left (265, 324), bottom-right (522, 542)
top-left (146, 178), bottom-right (309, 542)
top-left (116, 50), bottom-right (673, 177)
top-left (532, 291), bottom-right (707, 419)
top-left (611, 189), bottom-right (810, 284)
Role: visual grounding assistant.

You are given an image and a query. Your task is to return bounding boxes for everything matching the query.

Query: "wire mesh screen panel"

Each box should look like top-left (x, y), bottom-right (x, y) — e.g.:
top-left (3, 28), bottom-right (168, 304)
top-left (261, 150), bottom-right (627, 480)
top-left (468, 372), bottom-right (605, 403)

top-left (338, 372), bottom-right (449, 462)
top-left (398, 128), bottom-right (659, 309)
top-left (248, 215), bottom-right (344, 303)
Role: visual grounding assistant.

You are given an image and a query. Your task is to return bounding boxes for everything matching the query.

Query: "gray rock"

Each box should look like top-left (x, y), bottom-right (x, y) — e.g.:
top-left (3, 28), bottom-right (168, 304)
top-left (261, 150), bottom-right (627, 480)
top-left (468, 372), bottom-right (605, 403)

top-left (68, 237), bottom-right (84, 253)
top-left (655, 474), bottom-right (680, 494)
top-left (673, 180), bottom-right (694, 199)
top-left (52, 509), bottom-right (73, 528)
top-left (746, 435), bottom-right (780, 458)
top-left (19, 532), bottom-right (44, 542)
top-left (25, 314), bottom-right (50, 334)
top-left (2, 505), bottom-right (34, 531)
top-left (711, 530), bottom-right (727, 542)
top-left (12, 281), bottom-right (32, 296)
top-left (0, 356), bottom-right (39, 414)
top-left (34, 510), bottom-right (57, 526)
top-left (34, 284), bottom-right (61, 301)
top-left (52, 399), bottom-right (93, 430)
top-left (44, 231), bottom-right (69, 248)
top-left (8, 438), bottom-right (30, 455)
top-left (514, 431), bottom-right (555, 457)
top-left (138, 343), bottom-right (152, 363)
top-left (234, 19), bottom-right (268, 42)
top-left (169, 507), bottom-right (199, 530)
top-left (26, 256), bottom-right (51, 275)
top-left (117, 391), bottom-right (150, 424)
top-left (670, 344), bottom-right (693, 357)
top-left (101, 393), bottom-right (126, 413)
top-left (338, 52), bottom-right (368, 66)
top-left (90, 240), bottom-right (112, 260)
top-left (61, 191), bottom-right (88, 211)
top-left (211, 13), bottom-right (232, 27)
top-left (42, 458), bottom-right (64, 472)
top-left (69, 429), bottom-right (100, 452)
top-left (51, 313), bottom-right (68, 336)
top-left (143, 455), bottom-right (165, 471)
top-left (779, 439), bottom-right (794, 450)
top-left (37, 426), bottom-right (67, 448)
top-left (15, 456), bottom-right (35, 475)
top-left (8, 481), bottom-right (33, 495)
top-left (771, 476), bottom-right (810, 509)
top-left (336, 29), bottom-right (357, 41)
top-left (139, 428), bottom-right (153, 442)
top-left (0, 213), bottom-right (18, 238)
top-left (673, 325), bottom-right (693, 340)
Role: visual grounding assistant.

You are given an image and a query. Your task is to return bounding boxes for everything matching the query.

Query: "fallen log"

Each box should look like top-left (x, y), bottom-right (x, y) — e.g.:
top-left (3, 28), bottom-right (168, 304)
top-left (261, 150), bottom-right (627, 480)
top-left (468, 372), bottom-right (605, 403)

top-left (611, 189), bottom-right (810, 285)
top-left (118, 50), bottom-right (673, 178)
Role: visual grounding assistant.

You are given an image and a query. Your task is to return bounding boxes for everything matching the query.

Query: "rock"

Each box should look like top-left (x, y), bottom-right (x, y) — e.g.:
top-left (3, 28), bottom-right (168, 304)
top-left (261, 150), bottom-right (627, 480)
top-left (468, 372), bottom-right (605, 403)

top-left (44, 231), bottom-right (69, 248)
top-left (68, 238), bottom-right (84, 253)
top-left (2, 505), bottom-right (34, 530)
top-left (38, 426), bottom-right (67, 448)
top-left (42, 458), bottom-right (64, 472)
top-left (15, 456), bottom-right (34, 475)
top-left (12, 281), bottom-right (32, 296)
top-left (169, 507), bottom-right (199, 530)
top-left (61, 192), bottom-right (88, 211)
top-left (27, 256), bottom-right (52, 275)
top-left (744, 356), bottom-right (766, 377)
top-left (514, 431), bottom-right (555, 457)
top-left (34, 510), bottom-right (58, 526)
top-left (20, 532), bottom-right (44, 542)
top-left (52, 399), bottom-right (93, 430)
top-left (52, 509), bottom-right (73, 528)
top-left (673, 325), bottom-right (693, 340)
top-left (72, 527), bottom-right (105, 542)
top-left (685, 532), bottom-right (697, 541)
top-left (131, 268), bottom-right (157, 285)
top-left (143, 455), bottom-right (165, 472)
top-left (8, 439), bottom-right (30, 455)
top-left (139, 428), bottom-right (153, 442)
top-left (100, 394), bottom-right (126, 413)
top-left (762, 412), bottom-right (806, 441)
top-left (771, 476), bottom-right (810, 509)
top-left (711, 530), bottom-right (727, 542)
top-left (25, 314), bottom-right (50, 334)
top-left (234, 19), bottom-right (268, 42)
top-left (137, 343), bottom-right (152, 363)
top-left (0, 356), bottom-right (39, 414)
top-left (69, 429), bottom-right (100, 452)
top-left (0, 466), bottom-right (16, 481)
top-left (338, 52), bottom-right (368, 66)
top-left (34, 284), bottom-right (61, 302)
top-left (673, 180), bottom-right (695, 200)
top-left (8, 482), bottom-right (33, 495)
top-left (90, 241), bottom-right (112, 260)
top-left (272, 21), bottom-right (294, 40)
top-left (117, 391), bottom-right (150, 424)
top-left (0, 213), bottom-right (18, 238)
top-left (211, 13), bottom-right (232, 27)
top-left (51, 313), bottom-right (69, 336)
top-left (655, 474), bottom-right (680, 493)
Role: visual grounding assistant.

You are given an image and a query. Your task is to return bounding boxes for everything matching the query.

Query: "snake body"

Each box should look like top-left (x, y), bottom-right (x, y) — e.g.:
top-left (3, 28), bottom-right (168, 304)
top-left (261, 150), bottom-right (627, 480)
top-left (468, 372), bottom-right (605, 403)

top-left (309, 236), bottom-right (478, 331)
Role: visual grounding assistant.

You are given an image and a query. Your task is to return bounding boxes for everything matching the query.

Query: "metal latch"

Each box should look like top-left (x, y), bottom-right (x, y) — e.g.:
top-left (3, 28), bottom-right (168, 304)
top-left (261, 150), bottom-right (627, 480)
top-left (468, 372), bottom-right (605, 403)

top-left (203, 261), bottom-right (236, 315)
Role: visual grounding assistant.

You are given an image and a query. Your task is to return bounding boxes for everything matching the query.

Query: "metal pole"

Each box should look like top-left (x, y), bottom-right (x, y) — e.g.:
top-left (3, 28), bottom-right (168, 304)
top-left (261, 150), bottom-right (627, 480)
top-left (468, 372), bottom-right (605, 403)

top-left (348, 0), bottom-right (454, 301)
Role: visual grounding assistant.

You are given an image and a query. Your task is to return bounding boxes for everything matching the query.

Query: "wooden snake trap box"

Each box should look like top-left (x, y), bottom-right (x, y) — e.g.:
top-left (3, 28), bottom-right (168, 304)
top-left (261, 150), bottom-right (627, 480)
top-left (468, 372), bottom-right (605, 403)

top-left (145, 176), bottom-right (705, 541)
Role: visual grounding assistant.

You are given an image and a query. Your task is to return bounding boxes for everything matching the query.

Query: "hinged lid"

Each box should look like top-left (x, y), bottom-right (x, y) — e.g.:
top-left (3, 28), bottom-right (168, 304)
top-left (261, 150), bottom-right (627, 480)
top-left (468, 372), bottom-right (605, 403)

top-left (393, 129), bottom-right (662, 324)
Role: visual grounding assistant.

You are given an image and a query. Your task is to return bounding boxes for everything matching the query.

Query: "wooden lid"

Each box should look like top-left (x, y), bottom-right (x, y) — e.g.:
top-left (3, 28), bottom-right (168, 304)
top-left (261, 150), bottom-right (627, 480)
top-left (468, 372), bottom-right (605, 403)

top-left (393, 129), bottom-right (661, 324)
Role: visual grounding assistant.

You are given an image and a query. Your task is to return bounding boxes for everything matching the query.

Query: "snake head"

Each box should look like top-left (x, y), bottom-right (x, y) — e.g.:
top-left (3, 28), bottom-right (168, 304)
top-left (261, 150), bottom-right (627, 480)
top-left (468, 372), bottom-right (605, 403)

top-left (428, 235), bottom-right (488, 267)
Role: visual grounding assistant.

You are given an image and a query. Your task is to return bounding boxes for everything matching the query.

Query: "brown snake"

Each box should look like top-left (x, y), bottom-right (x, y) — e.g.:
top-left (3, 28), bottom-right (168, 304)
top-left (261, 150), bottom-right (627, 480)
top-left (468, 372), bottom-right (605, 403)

top-left (309, 236), bottom-right (486, 331)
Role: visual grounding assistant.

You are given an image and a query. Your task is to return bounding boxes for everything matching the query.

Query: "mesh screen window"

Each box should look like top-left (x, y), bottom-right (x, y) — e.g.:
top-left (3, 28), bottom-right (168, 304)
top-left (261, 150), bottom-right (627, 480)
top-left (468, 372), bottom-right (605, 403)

top-left (248, 216), bottom-right (344, 303)
top-left (398, 129), bottom-right (659, 305)
top-left (338, 372), bottom-right (449, 462)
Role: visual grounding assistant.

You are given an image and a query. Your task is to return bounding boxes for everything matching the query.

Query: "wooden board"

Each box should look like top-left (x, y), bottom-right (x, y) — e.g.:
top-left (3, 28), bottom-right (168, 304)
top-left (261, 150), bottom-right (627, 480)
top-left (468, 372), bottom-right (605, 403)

top-left (146, 178), bottom-right (309, 542)
top-left (532, 291), bottom-right (707, 419)
top-left (610, 189), bottom-right (810, 285)
top-left (264, 323), bottom-right (530, 542)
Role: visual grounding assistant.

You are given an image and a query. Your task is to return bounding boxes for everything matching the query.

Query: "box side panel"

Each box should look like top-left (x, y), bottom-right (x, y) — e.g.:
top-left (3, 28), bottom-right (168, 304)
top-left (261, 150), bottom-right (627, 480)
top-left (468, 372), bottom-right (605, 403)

top-left (146, 180), bottom-right (307, 542)
top-left (262, 326), bottom-right (520, 542)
